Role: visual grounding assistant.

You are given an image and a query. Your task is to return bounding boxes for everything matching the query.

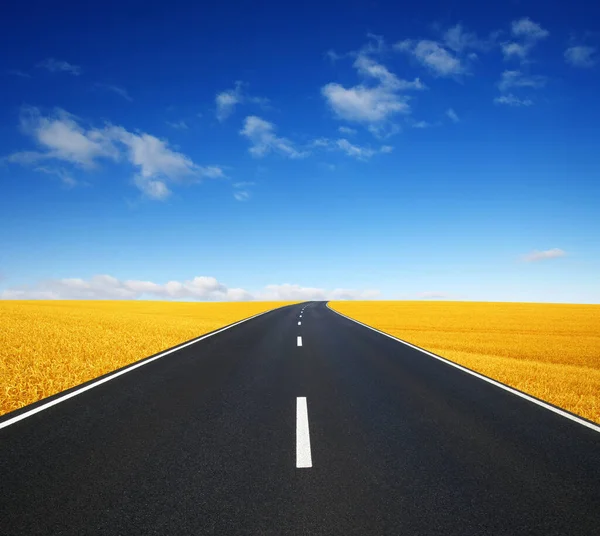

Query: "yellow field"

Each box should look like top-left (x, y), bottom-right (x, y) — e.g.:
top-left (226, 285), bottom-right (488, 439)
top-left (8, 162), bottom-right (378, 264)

top-left (329, 301), bottom-right (600, 424)
top-left (0, 300), bottom-right (294, 416)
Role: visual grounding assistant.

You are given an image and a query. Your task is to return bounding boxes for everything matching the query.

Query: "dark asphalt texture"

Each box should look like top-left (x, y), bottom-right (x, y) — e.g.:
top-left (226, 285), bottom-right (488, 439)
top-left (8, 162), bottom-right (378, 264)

top-left (1, 301), bottom-right (599, 535)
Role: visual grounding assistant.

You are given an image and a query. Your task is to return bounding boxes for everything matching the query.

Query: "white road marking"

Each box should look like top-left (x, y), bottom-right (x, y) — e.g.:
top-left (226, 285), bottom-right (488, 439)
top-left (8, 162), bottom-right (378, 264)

top-left (297, 336), bottom-right (302, 346)
top-left (298, 321), bottom-right (301, 325)
top-left (296, 397), bottom-right (312, 468)
top-left (325, 303), bottom-right (600, 434)
top-left (0, 307), bottom-right (281, 431)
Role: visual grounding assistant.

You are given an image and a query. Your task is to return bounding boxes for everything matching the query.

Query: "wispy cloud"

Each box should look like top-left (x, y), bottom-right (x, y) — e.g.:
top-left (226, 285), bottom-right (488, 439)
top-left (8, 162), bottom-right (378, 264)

top-left (511, 17), bottom-right (549, 41)
top-left (446, 108), bottom-right (459, 122)
top-left (240, 116), bottom-right (307, 158)
top-left (398, 39), bottom-right (465, 77)
top-left (338, 126), bottom-right (357, 136)
top-left (322, 37), bottom-right (424, 136)
top-left (521, 248), bottom-right (567, 262)
top-left (564, 46), bottom-right (597, 68)
top-left (5, 106), bottom-right (224, 200)
top-left (0, 274), bottom-right (380, 301)
top-left (232, 181), bottom-right (254, 201)
top-left (7, 69), bottom-right (31, 78)
top-left (502, 17), bottom-right (549, 63)
top-left (95, 83), bottom-right (132, 101)
top-left (34, 166), bottom-right (78, 188)
top-left (497, 70), bottom-right (547, 92)
top-left (494, 94), bottom-right (533, 107)
top-left (36, 58), bottom-right (81, 76)
top-left (215, 81), bottom-right (269, 122)
top-left (166, 120), bottom-right (189, 130)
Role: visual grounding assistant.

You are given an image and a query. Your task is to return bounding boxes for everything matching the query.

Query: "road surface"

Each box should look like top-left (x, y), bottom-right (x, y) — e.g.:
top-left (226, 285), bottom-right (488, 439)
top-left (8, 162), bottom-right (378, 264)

top-left (1, 301), bottom-right (599, 535)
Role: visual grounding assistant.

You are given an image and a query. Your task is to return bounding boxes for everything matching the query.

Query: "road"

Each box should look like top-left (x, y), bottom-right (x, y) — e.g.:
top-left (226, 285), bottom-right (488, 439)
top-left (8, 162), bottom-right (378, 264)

top-left (1, 301), bottom-right (599, 535)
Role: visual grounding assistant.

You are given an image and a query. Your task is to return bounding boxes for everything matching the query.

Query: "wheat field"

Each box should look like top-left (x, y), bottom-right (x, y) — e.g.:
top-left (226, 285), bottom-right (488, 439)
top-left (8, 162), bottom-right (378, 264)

top-left (0, 300), bottom-right (294, 416)
top-left (329, 301), bottom-right (600, 424)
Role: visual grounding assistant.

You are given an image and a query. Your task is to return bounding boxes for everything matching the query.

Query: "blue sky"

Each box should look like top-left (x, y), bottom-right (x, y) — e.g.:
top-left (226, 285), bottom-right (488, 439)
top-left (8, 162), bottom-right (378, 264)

top-left (1, 0), bottom-right (599, 303)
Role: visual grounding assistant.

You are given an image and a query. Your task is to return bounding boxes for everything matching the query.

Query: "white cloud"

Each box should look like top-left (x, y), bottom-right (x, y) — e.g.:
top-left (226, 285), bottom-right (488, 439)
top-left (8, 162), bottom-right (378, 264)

top-left (511, 18), bottom-right (549, 41)
top-left (232, 181), bottom-right (254, 201)
top-left (521, 248), bottom-right (567, 262)
top-left (308, 137), bottom-right (392, 160)
top-left (5, 107), bottom-right (224, 200)
top-left (215, 82), bottom-right (269, 122)
top-left (95, 83), bottom-right (132, 101)
top-left (34, 166), bottom-right (78, 188)
top-left (1, 275), bottom-right (380, 302)
top-left (336, 139), bottom-right (375, 160)
top-left (443, 24), bottom-right (481, 53)
top-left (37, 58), bottom-right (81, 76)
top-left (416, 291), bottom-right (452, 300)
top-left (564, 46), bottom-right (597, 68)
top-left (446, 108), bottom-right (459, 122)
top-left (322, 42), bottom-right (424, 135)
top-left (398, 39), bottom-right (465, 77)
top-left (498, 70), bottom-right (547, 92)
top-left (338, 126), bottom-right (357, 135)
top-left (240, 116), bottom-right (307, 158)
top-left (494, 94), bottom-right (533, 106)
top-left (7, 69), bottom-right (31, 78)
top-left (8, 107), bottom-right (119, 168)
top-left (502, 42), bottom-right (529, 61)
top-left (412, 120), bottom-right (431, 128)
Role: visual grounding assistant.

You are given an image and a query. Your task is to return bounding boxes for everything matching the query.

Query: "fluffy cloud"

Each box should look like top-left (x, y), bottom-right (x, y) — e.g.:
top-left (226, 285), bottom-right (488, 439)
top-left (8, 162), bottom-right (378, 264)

top-left (5, 107), bottom-right (224, 200)
top-left (0, 275), bottom-right (380, 302)
top-left (240, 116), bottom-right (307, 158)
top-left (521, 248), bottom-right (567, 262)
top-left (37, 58), bottom-right (82, 75)
top-left (511, 18), bottom-right (549, 41)
top-left (502, 18), bottom-right (549, 63)
top-left (410, 40), bottom-right (465, 76)
top-left (338, 126), bottom-right (357, 135)
top-left (564, 46), bottom-right (597, 68)
top-left (494, 94), bottom-right (533, 106)
top-left (322, 39), bottom-right (424, 135)
top-left (215, 82), bottom-right (269, 122)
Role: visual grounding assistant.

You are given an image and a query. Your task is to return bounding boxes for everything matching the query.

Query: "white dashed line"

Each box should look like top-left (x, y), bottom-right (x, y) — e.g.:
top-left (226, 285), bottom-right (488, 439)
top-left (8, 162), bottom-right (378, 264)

top-left (298, 321), bottom-right (301, 325)
top-left (297, 336), bottom-right (302, 346)
top-left (296, 397), bottom-right (312, 468)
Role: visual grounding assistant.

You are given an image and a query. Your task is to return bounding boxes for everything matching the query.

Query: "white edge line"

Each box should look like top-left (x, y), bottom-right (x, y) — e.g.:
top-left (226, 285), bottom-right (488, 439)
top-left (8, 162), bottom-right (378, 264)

top-left (296, 396), bottom-right (312, 468)
top-left (297, 336), bottom-right (303, 346)
top-left (325, 302), bottom-right (600, 434)
top-left (0, 306), bottom-right (283, 430)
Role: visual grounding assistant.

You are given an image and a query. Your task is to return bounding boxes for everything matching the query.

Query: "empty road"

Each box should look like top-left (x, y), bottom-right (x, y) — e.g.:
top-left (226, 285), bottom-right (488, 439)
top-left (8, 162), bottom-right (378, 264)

top-left (1, 301), bottom-right (599, 535)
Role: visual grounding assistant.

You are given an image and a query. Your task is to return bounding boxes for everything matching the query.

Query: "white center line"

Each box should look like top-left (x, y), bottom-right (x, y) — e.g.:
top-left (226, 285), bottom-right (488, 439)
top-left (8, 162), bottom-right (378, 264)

top-left (297, 336), bottom-right (302, 346)
top-left (298, 321), bottom-right (301, 325)
top-left (296, 397), bottom-right (312, 468)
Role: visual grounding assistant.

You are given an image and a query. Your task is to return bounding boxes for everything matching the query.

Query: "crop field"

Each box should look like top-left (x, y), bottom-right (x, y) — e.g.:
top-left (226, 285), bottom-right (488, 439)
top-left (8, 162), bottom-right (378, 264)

top-left (329, 301), bottom-right (600, 424)
top-left (0, 300), bottom-right (294, 416)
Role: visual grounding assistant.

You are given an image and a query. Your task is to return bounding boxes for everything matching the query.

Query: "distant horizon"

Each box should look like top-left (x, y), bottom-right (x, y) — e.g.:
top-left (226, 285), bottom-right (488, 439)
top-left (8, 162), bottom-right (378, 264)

top-left (1, 0), bottom-right (598, 304)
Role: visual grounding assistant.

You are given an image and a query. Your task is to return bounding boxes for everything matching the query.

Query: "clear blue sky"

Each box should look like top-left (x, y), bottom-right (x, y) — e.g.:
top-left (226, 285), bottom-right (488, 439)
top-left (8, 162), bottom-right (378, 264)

top-left (1, 0), bottom-right (598, 303)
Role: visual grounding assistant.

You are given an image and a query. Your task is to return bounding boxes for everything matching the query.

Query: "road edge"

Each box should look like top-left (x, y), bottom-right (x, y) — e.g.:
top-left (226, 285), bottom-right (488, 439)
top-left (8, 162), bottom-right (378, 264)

top-left (326, 302), bottom-right (600, 434)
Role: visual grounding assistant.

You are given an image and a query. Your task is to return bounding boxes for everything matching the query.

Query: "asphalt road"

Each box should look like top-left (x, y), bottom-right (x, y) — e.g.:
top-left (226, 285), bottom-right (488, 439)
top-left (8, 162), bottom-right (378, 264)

top-left (1, 301), bottom-right (599, 535)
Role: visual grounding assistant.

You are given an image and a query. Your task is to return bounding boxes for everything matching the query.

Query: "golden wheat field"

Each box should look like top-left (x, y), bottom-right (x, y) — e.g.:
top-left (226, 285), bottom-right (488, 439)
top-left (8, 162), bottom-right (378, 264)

top-left (329, 300), bottom-right (600, 424)
top-left (0, 300), bottom-right (295, 416)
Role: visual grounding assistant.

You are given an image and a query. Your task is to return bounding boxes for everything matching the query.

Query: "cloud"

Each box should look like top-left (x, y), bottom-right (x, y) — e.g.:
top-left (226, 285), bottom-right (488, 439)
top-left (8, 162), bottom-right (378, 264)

top-left (511, 18), bottom-right (549, 41)
top-left (5, 107), bottom-right (224, 200)
top-left (336, 138), bottom-right (390, 160)
top-left (216, 82), bottom-right (269, 122)
top-left (322, 39), bottom-right (424, 136)
top-left (446, 108), bottom-right (459, 122)
top-left (396, 39), bottom-right (465, 77)
top-left (7, 107), bottom-right (119, 168)
top-left (412, 120), bottom-right (431, 128)
top-left (95, 83), bottom-right (132, 102)
top-left (240, 116), bottom-right (307, 158)
top-left (338, 126), bottom-right (357, 135)
top-left (166, 120), bottom-right (189, 130)
top-left (7, 69), bottom-right (31, 78)
top-left (232, 181), bottom-right (254, 201)
top-left (416, 291), bottom-right (452, 300)
top-left (521, 248), bottom-right (567, 262)
top-left (1, 275), bottom-right (380, 302)
top-left (442, 24), bottom-right (484, 53)
top-left (34, 166), bottom-right (78, 188)
top-left (564, 46), bottom-right (597, 68)
top-left (494, 94), bottom-right (533, 106)
top-left (501, 42), bottom-right (529, 61)
top-left (36, 58), bottom-right (81, 76)
top-left (497, 70), bottom-right (547, 92)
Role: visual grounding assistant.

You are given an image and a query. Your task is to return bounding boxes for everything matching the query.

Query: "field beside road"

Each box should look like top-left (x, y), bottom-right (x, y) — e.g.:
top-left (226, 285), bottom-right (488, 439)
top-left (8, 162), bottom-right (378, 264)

top-left (0, 300), bottom-right (294, 416)
top-left (329, 300), bottom-right (600, 424)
